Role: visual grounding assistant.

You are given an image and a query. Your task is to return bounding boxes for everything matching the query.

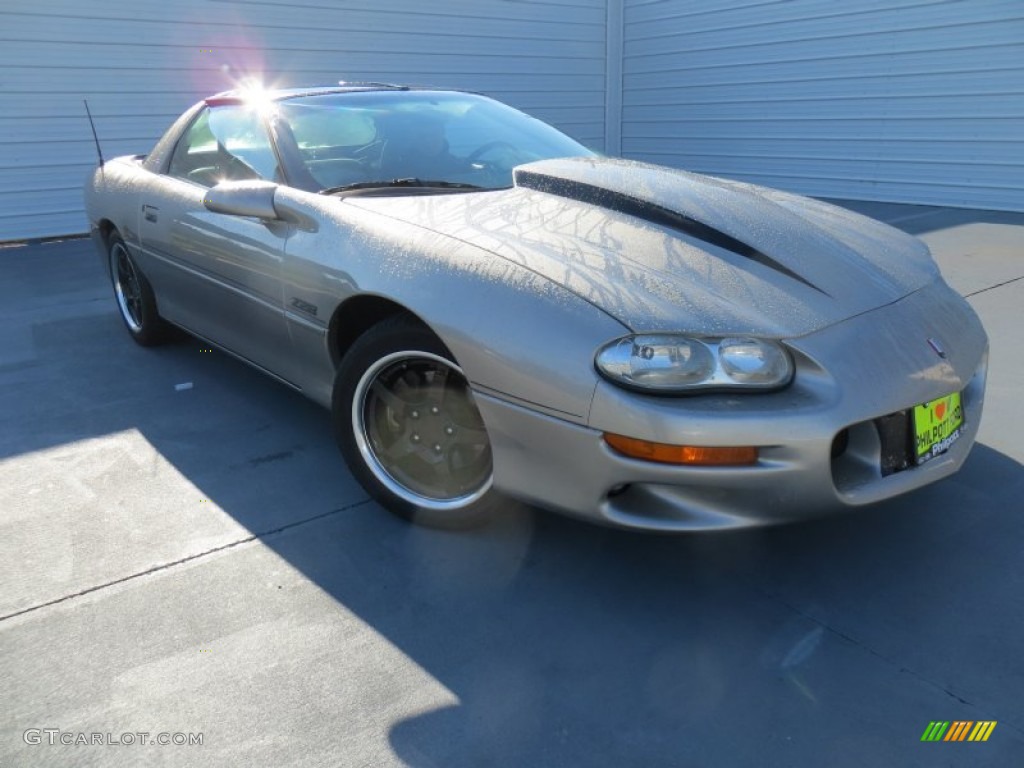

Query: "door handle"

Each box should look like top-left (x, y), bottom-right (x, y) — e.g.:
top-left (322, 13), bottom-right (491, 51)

top-left (142, 204), bottom-right (159, 223)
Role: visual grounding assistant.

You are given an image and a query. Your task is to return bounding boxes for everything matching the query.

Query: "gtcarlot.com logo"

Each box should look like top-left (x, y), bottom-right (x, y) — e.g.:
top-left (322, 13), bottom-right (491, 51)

top-left (921, 721), bottom-right (996, 742)
top-left (23, 729), bottom-right (203, 747)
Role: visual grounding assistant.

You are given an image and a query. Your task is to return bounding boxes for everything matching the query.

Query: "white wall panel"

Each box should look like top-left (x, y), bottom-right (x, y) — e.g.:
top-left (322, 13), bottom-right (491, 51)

top-left (0, 0), bottom-right (607, 240)
top-left (622, 0), bottom-right (1024, 211)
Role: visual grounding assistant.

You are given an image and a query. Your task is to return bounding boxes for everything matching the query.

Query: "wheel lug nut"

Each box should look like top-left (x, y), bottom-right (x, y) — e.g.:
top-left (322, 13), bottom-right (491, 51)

top-left (430, 406), bottom-right (440, 415)
top-left (411, 433), bottom-right (421, 443)
top-left (433, 443), bottom-right (442, 453)
top-left (444, 426), bottom-right (454, 435)
top-left (410, 410), bottom-right (419, 419)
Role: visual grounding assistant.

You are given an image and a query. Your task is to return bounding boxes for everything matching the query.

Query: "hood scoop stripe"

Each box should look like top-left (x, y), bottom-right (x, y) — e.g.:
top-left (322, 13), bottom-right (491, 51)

top-left (516, 170), bottom-right (828, 296)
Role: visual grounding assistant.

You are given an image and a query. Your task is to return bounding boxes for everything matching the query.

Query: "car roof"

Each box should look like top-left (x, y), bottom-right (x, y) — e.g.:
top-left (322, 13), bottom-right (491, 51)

top-left (204, 83), bottom-right (467, 106)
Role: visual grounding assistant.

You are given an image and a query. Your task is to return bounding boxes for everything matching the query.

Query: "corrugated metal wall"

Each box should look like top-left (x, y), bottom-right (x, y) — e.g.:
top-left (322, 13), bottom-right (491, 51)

top-left (0, 0), bottom-right (607, 240)
top-left (3, 1), bottom-right (1022, 240)
top-left (622, 0), bottom-right (1024, 212)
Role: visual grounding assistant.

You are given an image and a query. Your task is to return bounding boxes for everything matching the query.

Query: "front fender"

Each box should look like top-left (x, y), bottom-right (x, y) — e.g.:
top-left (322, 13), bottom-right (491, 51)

top-left (276, 186), bottom-right (629, 423)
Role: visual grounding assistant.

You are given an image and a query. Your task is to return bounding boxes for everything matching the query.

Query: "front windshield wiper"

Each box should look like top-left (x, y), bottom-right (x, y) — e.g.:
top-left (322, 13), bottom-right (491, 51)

top-left (320, 178), bottom-right (484, 195)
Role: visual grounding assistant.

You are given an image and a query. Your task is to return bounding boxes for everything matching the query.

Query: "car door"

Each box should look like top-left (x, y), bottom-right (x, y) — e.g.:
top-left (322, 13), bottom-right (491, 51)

top-left (138, 104), bottom-right (297, 382)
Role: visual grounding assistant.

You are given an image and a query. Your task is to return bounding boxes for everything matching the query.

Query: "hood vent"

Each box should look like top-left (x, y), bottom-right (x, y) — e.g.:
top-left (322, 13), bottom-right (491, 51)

top-left (515, 169), bottom-right (827, 296)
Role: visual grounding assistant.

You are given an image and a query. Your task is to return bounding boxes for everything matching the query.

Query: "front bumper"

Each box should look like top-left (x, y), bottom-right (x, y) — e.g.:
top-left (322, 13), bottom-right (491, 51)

top-left (475, 279), bottom-right (988, 531)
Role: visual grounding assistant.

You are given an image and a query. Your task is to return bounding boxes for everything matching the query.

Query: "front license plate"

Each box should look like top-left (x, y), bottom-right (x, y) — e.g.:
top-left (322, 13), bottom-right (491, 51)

top-left (913, 392), bottom-right (964, 465)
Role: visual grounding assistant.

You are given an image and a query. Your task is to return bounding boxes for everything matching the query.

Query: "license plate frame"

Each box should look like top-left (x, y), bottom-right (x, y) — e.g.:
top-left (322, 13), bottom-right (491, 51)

top-left (913, 392), bottom-right (964, 465)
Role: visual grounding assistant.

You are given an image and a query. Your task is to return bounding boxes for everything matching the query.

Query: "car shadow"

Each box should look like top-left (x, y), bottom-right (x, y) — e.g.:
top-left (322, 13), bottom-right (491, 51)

top-left (346, 444), bottom-right (1024, 766)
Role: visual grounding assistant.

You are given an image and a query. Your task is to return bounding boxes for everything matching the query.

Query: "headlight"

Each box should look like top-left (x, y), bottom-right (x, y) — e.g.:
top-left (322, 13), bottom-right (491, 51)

top-left (595, 334), bottom-right (793, 393)
top-left (718, 337), bottom-right (791, 384)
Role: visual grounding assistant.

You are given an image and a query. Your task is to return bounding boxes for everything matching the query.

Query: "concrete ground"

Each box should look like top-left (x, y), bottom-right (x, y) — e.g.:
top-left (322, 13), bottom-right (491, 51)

top-left (1, 202), bottom-right (1022, 767)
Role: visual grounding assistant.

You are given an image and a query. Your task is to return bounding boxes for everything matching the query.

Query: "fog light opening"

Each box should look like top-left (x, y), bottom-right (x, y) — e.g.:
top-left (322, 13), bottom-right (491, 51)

top-left (603, 433), bottom-right (758, 466)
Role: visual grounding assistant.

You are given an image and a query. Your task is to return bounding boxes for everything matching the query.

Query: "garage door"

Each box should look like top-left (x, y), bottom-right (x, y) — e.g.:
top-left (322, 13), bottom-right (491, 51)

top-left (622, 0), bottom-right (1024, 211)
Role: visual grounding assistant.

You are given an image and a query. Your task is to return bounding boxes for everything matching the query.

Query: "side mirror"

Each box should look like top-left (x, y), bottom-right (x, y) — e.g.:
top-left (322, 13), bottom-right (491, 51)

top-left (203, 180), bottom-right (279, 219)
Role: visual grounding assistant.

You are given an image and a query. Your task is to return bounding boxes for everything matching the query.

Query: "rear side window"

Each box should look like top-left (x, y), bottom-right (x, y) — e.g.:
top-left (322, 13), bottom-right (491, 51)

top-left (167, 106), bottom-right (279, 187)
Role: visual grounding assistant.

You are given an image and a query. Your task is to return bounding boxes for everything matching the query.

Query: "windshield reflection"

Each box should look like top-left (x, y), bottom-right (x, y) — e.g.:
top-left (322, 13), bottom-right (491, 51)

top-left (275, 90), bottom-right (595, 192)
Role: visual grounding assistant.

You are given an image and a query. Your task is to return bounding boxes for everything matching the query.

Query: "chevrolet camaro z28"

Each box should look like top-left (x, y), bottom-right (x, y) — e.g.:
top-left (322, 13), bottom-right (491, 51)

top-left (84, 84), bottom-right (988, 531)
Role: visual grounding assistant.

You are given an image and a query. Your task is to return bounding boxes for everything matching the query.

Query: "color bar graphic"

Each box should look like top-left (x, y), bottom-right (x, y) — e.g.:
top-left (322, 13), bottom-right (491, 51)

top-left (921, 720), bottom-right (996, 742)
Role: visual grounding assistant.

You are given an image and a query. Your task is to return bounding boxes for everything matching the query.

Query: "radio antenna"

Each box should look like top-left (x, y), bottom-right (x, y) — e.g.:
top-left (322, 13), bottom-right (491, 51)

top-left (83, 99), bottom-right (105, 167)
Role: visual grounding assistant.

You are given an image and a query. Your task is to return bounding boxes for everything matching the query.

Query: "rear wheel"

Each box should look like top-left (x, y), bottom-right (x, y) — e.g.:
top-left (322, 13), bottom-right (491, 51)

top-left (333, 316), bottom-right (498, 529)
top-left (107, 232), bottom-right (169, 346)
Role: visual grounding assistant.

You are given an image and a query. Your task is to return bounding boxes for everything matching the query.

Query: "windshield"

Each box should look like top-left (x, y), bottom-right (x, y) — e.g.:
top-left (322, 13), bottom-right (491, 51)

top-left (275, 90), bottom-right (595, 192)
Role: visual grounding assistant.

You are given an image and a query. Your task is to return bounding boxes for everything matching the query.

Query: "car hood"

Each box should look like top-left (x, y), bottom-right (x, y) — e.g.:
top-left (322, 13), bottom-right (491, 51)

top-left (343, 156), bottom-right (940, 336)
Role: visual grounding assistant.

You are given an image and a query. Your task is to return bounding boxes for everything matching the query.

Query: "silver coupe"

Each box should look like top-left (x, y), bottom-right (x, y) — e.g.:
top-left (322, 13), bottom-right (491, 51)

top-left (84, 84), bottom-right (988, 531)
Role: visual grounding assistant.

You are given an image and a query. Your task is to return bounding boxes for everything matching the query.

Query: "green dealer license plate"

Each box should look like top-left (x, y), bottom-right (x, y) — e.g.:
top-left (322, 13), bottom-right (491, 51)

top-left (913, 392), bottom-right (964, 465)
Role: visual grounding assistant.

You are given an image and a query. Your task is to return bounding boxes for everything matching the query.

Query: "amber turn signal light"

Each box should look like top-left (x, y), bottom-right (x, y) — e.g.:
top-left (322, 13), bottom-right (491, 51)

top-left (603, 433), bottom-right (758, 466)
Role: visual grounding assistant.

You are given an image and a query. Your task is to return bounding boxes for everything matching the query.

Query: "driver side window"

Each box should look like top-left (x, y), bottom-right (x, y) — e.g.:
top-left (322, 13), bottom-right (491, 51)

top-left (168, 106), bottom-right (278, 187)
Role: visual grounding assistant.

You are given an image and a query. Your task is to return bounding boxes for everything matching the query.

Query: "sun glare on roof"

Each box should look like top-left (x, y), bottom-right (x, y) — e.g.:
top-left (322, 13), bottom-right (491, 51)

top-left (236, 77), bottom-right (277, 113)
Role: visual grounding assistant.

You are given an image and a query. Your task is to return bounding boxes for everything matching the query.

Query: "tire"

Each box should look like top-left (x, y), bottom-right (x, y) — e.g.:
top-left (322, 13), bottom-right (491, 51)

top-left (107, 232), bottom-right (170, 346)
top-left (333, 316), bottom-right (500, 529)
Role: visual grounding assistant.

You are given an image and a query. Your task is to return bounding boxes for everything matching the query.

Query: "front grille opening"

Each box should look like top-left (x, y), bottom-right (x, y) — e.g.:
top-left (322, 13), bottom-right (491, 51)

top-left (874, 410), bottom-right (913, 477)
top-left (831, 428), bottom-right (850, 459)
top-left (830, 413), bottom-right (913, 494)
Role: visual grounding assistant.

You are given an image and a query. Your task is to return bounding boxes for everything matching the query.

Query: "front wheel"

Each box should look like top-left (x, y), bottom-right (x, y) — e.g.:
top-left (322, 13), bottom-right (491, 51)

top-left (333, 317), bottom-right (499, 529)
top-left (107, 232), bottom-right (169, 346)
